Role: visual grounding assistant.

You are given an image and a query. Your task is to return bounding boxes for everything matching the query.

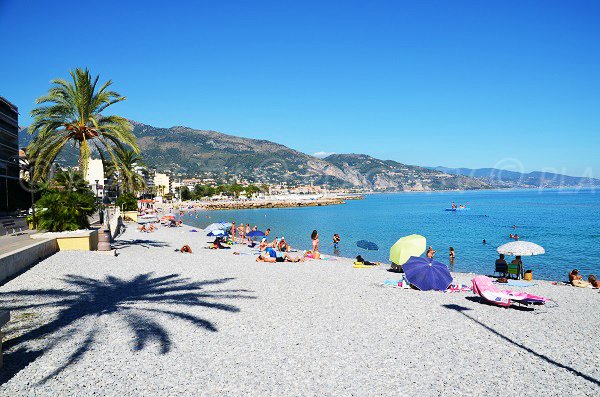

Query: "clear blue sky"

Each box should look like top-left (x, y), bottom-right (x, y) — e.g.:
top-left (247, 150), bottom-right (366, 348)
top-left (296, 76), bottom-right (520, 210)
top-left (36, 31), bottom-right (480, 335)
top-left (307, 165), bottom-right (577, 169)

top-left (1, 0), bottom-right (599, 177)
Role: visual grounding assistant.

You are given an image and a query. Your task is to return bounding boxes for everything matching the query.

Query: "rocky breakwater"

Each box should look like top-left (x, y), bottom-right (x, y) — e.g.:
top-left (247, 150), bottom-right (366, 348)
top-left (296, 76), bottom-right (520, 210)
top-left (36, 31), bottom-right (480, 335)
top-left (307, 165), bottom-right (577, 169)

top-left (202, 195), bottom-right (364, 210)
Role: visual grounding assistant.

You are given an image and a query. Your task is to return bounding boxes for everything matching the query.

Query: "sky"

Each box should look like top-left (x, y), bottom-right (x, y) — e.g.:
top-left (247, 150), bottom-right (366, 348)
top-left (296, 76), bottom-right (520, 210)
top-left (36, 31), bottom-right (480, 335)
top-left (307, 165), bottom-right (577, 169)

top-left (1, 0), bottom-right (599, 177)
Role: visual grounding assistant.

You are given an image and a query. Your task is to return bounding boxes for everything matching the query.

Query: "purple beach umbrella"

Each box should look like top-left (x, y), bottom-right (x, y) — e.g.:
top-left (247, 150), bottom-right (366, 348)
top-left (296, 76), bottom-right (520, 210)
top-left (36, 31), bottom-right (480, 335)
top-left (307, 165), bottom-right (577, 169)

top-left (403, 256), bottom-right (453, 291)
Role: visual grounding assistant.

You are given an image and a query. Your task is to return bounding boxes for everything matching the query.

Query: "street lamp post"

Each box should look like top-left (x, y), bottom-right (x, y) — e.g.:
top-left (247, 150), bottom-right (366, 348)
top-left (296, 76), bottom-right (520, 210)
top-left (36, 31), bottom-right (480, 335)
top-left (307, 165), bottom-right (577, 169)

top-left (95, 179), bottom-right (100, 222)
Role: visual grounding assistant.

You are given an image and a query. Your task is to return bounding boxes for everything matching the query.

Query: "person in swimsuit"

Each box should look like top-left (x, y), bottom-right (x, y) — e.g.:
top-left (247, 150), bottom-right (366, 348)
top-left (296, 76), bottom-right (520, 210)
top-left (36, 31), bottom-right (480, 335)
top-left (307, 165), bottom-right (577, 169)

top-left (449, 247), bottom-right (455, 263)
top-left (311, 230), bottom-right (319, 252)
top-left (588, 275), bottom-right (600, 288)
top-left (256, 253), bottom-right (303, 263)
top-left (426, 246), bottom-right (436, 258)
top-left (180, 245), bottom-right (193, 253)
top-left (333, 233), bottom-right (341, 249)
top-left (278, 237), bottom-right (290, 252)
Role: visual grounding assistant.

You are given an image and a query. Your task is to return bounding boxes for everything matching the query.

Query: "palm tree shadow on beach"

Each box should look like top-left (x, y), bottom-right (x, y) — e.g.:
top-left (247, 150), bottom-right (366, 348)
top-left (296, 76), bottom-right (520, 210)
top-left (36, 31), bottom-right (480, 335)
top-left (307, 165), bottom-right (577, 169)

top-left (112, 238), bottom-right (171, 249)
top-left (442, 304), bottom-right (600, 387)
top-left (0, 273), bottom-right (255, 385)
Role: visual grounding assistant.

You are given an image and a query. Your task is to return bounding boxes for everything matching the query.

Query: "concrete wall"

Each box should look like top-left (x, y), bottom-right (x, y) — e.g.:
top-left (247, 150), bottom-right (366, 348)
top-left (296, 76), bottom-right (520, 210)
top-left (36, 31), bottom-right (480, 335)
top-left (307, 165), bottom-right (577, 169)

top-left (0, 238), bottom-right (58, 284)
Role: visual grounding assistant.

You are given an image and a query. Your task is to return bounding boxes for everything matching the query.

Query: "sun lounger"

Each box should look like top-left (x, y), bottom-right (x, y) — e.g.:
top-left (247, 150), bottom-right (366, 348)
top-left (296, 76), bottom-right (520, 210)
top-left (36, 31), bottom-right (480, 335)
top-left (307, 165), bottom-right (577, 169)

top-left (472, 275), bottom-right (548, 308)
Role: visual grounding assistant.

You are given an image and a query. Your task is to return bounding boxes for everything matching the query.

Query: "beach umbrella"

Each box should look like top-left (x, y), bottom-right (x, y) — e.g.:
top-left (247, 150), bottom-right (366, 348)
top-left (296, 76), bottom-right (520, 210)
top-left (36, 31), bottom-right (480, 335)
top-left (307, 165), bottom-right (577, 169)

top-left (219, 222), bottom-right (233, 228)
top-left (356, 240), bottom-right (379, 251)
top-left (207, 230), bottom-right (226, 237)
top-left (389, 234), bottom-right (426, 266)
top-left (497, 241), bottom-right (545, 256)
top-left (403, 256), bottom-right (453, 291)
top-left (204, 223), bottom-right (226, 232)
top-left (246, 230), bottom-right (266, 238)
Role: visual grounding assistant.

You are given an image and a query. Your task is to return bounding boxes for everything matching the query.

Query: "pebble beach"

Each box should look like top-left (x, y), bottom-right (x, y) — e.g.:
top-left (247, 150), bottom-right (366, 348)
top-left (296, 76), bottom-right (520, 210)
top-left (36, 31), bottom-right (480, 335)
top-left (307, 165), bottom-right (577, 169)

top-left (1, 224), bottom-right (599, 396)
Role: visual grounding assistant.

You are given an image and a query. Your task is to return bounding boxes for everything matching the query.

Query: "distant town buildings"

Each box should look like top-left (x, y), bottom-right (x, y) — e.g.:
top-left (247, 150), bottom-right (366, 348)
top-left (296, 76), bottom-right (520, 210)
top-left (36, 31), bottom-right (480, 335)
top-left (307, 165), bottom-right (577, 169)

top-left (0, 96), bottom-right (20, 212)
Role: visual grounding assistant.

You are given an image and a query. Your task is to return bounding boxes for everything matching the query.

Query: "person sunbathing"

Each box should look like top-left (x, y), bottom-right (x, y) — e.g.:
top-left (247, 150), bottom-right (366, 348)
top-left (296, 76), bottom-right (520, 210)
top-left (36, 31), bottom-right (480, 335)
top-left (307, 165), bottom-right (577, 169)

top-left (259, 238), bottom-right (268, 251)
top-left (278, 237), bottom-right (290, 252)
top-left (210, 237), bottom-right (230, 250)
top-left (304, 250), bottom-right (321, 260)
top-left (569, 269), bottom-right (583, 282)
top-left (179, 245), bottom-right (193, 253)
top-left (256, 253), bottom-right (303, 263)
top-left (588, 275), bottom-right (600, 288)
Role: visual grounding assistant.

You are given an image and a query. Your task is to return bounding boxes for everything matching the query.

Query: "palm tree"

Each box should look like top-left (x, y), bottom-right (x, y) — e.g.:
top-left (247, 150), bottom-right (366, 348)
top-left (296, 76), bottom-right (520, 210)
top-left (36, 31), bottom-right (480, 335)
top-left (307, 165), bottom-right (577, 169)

top-left (52, 168), bottom-right (91, 194)
top-left (105, 148), bottom-right (147, 195)
top-left (28, 67), bottom-right (139, 181)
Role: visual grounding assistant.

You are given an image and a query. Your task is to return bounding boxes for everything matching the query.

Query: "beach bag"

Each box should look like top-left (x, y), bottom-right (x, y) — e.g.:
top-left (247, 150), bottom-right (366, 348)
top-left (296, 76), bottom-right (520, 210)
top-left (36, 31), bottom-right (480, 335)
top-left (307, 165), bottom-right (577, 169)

top-left (524, 270), bottom-right (533, 281)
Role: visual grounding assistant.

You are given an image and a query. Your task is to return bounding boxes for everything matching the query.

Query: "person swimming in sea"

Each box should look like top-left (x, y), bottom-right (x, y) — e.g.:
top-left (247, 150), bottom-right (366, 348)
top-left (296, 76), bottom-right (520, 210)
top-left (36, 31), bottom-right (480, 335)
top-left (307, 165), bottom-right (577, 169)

top-left (449, 247), bottom-right (455, 263)
top-left (333, 233), bottom-right (341, 249)
top-left (426, 246), bottom-right (436, 259)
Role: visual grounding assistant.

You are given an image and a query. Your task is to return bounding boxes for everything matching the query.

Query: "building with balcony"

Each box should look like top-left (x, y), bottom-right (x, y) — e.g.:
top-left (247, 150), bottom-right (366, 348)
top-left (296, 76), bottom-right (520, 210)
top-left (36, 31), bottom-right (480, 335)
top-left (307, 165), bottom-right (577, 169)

top-left (0, 96), bottom-right (20, 213)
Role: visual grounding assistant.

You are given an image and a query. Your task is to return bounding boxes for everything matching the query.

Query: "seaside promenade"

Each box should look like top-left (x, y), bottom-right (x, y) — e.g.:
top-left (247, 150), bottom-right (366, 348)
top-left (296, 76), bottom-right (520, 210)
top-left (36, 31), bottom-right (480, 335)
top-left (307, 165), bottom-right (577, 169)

top-left (0, 224), bottom-right (598, 396)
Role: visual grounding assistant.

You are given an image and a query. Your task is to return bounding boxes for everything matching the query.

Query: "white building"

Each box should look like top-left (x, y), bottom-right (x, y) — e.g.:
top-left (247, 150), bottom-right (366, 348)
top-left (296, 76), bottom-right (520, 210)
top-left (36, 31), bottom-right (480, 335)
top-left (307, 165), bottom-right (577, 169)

top-left (153, 172), bottom-right (171, 196)
top-left (85, 158), bottom-right (105, 197)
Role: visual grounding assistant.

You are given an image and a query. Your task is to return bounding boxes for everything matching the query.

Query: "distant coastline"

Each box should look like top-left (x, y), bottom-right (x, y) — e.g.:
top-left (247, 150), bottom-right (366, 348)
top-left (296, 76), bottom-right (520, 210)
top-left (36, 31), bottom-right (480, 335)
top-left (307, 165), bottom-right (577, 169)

top-left (161, 194), bottom-right (365, 211)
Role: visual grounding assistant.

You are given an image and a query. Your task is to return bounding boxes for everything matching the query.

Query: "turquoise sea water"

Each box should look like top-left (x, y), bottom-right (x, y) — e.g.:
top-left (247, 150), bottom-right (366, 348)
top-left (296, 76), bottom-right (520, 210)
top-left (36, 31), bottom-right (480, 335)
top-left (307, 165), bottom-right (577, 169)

top-left (182, 189), bottom-right (600, 281)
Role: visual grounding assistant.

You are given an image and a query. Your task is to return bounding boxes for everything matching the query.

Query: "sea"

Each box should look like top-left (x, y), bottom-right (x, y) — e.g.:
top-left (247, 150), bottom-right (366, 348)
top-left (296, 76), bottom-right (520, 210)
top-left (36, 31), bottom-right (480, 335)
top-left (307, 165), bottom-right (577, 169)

top-left (182, 188), bottom-right (600, 281)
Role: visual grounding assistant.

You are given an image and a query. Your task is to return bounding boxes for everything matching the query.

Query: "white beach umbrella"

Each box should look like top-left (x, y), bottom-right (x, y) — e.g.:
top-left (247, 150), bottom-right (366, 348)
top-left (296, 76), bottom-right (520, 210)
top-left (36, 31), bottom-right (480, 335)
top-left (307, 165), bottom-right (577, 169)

top-left (496, 241), bottom-right (545, 256)
top-left (204, 223), bottom-right (226, 232)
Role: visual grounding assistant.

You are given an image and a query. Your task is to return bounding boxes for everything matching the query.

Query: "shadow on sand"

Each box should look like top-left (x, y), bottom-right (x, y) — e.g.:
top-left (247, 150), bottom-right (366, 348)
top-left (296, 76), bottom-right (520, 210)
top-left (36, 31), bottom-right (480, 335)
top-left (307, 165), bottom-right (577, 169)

top-left (112, 238), bottom-right (171, 249)
top-left (443, 304), bottom-right (599, 386)
top-left (0, 273), bottom-right (255, 385)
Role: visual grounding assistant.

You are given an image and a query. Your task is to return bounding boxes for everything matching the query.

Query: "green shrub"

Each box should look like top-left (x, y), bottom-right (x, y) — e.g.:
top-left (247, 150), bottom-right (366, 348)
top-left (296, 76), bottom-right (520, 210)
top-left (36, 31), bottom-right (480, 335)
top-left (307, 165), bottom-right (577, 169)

top-left (116, 193), bottom-right (138, 211)
top-left (36, 190), bottom-right (97, 232)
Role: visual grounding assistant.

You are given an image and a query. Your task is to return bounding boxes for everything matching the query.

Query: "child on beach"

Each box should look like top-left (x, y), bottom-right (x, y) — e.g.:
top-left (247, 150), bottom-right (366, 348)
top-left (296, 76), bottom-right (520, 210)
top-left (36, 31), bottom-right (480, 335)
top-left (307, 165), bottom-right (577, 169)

top-left (588, 275), bottom-right (600, 288)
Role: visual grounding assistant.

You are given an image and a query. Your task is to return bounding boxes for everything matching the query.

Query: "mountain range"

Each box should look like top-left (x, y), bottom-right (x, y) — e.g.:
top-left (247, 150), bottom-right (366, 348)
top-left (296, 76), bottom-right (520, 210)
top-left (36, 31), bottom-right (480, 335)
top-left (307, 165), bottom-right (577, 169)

top-left (18, 122), bottom-right (487, 191)
top-left (430, 166), bottom-right (600, 188)
top-left (19, 122), bottom-right (597, 190)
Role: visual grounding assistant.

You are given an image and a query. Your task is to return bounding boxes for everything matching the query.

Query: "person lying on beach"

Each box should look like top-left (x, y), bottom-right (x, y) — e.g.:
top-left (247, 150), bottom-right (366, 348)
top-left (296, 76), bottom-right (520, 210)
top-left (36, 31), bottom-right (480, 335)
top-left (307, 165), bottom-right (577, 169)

top-left (259, 238), bottom-right (268, 251)
top-left (588, 275), bottom-right (600, 288)
top-left (256, 253), bottom-right (304, 263)
top-left (304, 250), bottom-right (321, 260)
top-left (278, 237), bottom-right (290, 252)
top-left (355, 255), bottom-right (378, 266)
top-left (179, 245), bottom-right (193, 254)
top-left (210, 237), bottom-right (230, 250)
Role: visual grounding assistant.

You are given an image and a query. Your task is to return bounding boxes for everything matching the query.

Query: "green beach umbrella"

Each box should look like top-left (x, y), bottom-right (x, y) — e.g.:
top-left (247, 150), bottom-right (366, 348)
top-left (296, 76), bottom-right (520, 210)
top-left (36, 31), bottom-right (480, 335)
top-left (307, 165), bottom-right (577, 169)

top-left (389, 234), bottom-right (427, 266)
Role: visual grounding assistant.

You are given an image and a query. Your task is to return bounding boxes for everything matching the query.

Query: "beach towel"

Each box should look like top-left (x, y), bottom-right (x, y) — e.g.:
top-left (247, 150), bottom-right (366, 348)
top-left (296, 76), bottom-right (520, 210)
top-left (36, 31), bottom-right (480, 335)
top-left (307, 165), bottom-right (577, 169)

top-left (383, 278), bottom-right (410, 289)
top-left (446, 284), bottom-right (472, 293)
top-left (505, 280), bottom-right (537, 287)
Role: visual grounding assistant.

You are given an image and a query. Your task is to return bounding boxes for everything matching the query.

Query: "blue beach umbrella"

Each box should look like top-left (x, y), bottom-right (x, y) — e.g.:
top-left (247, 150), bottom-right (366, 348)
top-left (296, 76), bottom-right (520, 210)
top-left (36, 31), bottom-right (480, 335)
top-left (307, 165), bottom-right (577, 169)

top-left (207, 230), bottom-right (226, 237)
top-left (403, 256), bottom-right (453, 291)
top-left (246, 230), bottom-right (266, 239)
top-left (356, 240), bottom-right (379, 251)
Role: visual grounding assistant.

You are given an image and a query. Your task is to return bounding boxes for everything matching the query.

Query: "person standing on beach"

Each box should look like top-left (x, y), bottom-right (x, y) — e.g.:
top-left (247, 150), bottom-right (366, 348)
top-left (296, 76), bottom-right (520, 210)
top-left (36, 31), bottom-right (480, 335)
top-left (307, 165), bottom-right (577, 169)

top-left (231, 222), bottom-right (237, 239)
top-left (311, 230), bottom-right (320, 253)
